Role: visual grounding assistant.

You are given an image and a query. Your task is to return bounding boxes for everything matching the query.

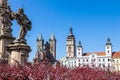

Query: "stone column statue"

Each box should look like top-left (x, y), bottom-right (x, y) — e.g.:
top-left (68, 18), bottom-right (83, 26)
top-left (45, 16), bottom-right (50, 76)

top-left (13, 8), bottom-right (32, 42)
top-left (0, 0), bottom-right (14, 34)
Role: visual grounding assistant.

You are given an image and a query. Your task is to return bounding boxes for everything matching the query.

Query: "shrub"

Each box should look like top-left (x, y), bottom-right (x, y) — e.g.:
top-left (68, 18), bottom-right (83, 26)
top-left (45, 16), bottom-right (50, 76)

top-left (0, 63), bottom-right (120, 80)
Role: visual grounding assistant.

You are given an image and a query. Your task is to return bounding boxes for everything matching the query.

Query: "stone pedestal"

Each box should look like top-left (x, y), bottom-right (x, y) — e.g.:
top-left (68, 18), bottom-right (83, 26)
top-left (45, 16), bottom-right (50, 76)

top-left (6, 40), bottom-right (31, 65)
top-left (0, 35), bottom-right (15, 63)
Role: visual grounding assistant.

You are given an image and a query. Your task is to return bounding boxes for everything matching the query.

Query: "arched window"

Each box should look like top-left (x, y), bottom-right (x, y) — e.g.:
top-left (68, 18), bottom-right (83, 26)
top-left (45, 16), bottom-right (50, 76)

top-left (68, 46), bottom-right (71, 53)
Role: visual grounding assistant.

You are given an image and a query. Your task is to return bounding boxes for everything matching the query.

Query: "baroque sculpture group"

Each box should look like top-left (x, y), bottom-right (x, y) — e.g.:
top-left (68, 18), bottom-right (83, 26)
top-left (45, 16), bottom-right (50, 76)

top-left (0, 0), bottom-right (31, 65)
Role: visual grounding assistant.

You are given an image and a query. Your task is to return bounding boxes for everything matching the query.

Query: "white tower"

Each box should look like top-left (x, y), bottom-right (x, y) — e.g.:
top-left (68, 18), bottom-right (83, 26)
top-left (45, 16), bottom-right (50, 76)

top-left (66, 27), bottom-right (76, 57)
top-left (105, 38), bottom-right (112, 57)
top-left (77, 41), bottom-right (83, 57)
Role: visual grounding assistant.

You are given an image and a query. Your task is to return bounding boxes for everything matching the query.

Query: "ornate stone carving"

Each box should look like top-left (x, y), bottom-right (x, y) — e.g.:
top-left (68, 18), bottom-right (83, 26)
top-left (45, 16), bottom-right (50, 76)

top-left (0, 0), bottom-right (13, 33)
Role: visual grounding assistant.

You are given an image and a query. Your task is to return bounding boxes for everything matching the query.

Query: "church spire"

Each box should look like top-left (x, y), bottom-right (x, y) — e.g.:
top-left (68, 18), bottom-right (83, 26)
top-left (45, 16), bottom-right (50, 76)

top-left (37, 34), bottom-right (43, 41)
top-left (69, 27), bottom-right (73, 36)
top-left (50, 33), bottom-right (55, 40)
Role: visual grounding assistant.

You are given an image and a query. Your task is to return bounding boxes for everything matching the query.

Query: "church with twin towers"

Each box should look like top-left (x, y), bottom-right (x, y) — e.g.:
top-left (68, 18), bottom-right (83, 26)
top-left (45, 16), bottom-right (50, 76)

top-left (34, 33), bottom-right (56, 64)
top-left (60, 27), bottom-right (120, 71)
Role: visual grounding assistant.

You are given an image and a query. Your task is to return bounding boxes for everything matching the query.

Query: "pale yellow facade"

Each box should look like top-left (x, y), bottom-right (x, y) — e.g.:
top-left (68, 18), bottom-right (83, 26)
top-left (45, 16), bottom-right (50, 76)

top-left (112, 58), bottom-right (120, 71)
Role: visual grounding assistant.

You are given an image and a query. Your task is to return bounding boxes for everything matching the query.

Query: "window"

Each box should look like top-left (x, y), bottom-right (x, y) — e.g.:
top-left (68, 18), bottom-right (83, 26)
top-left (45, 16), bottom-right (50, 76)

top-left (92, 59), bottom-right (95, 62)
top-left (103, 64), bottom-right (105, 68)
top-left (103, 58), bottom-right (105, 61)
top-left (99, 58), bottom-right (100, 62)
top-left (68, 47), bottom-right (71, 53)
top-left (117, 60), bottom-right (119, 63)
top-left (107, 50), bottom-right (109, 53)
top-left (83, 59), bottom-right (84, 62)
top-left (108, 64), bottom-right (110, 67)
top-left (65, 65), bottom-right (66, 67)
top-left (99, 64), bottom-right (101, 67)
top-left (86, 59), bottom-right (88, 62)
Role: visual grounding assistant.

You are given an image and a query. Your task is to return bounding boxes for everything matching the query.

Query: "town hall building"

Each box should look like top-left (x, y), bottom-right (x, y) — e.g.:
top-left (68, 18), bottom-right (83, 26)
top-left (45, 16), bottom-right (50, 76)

top-left (60, 28), bottom-right (120, 71)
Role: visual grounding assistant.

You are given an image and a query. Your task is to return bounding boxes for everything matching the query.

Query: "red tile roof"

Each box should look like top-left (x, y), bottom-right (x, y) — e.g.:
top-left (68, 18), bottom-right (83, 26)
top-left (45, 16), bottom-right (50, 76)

top-left (83, 52), bottom-right (106, 56)
top-left (112, 52), bottom-right (120, 58)
top-left (83, 52), bottom-right (120, 59)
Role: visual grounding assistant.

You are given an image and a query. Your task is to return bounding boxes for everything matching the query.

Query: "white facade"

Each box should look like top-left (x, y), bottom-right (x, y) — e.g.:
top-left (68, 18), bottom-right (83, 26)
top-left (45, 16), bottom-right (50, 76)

top-left (60, 53), bottom-right (112, 69)
top-left (60, 28), bottom-right (118, 70)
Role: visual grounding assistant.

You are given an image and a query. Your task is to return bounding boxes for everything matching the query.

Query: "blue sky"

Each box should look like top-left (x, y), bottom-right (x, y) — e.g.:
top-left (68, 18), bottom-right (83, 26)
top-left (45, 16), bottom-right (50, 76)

top-left (9, 0), bottom-right (120, 61)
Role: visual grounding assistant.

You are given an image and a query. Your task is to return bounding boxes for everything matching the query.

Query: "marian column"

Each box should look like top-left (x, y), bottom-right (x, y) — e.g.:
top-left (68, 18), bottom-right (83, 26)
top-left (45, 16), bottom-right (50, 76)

top-left (0, 0), bottom-right (15, 63)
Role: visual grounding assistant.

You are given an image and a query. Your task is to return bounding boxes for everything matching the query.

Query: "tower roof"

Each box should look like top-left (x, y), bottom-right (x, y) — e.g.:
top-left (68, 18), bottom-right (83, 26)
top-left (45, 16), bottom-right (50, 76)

top-left (67, 27), bottom-right (75, 40)
top-left (50, 33), bottom-right (56, 40)
top-left (69, 27), bottom-right (73, 36)
top-left (107, 38), bottom-right (110, 42)
top-left (78, 41), bottom-right (82, 47)
top-left (37, 34), bottom-right (43, 41)
top-left (106, 37), bottom-right (111, 45)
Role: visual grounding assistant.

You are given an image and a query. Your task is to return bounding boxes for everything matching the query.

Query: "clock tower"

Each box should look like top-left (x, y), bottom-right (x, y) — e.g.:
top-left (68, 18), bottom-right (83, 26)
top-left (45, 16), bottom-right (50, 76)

top-left (66, 27), bottom-right (76, 57)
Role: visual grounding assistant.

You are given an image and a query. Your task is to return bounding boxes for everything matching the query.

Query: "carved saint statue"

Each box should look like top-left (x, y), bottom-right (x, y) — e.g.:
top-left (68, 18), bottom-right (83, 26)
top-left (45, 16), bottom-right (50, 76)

top-left (13, 8), bottom-right (32, 40)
